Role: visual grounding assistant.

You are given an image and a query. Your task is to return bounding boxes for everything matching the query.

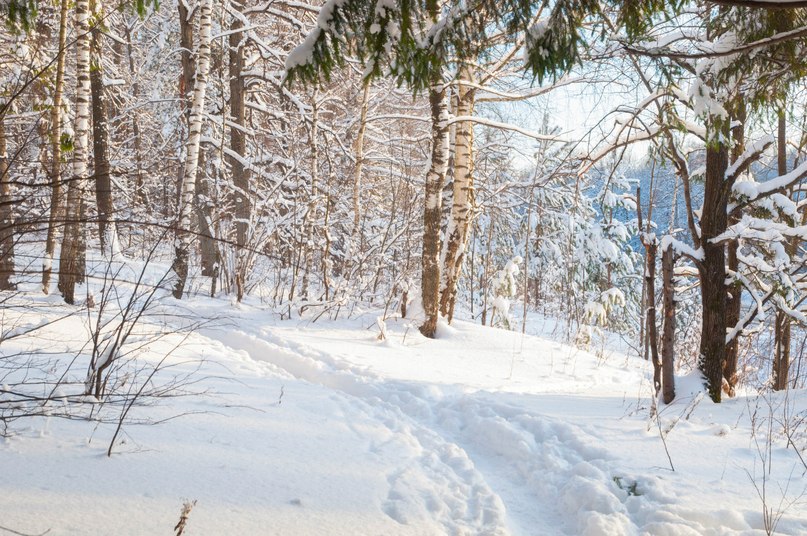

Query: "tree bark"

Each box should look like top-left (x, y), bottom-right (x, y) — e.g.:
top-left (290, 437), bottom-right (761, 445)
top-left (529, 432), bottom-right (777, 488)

top-left (123, 17), bottom-right (146, 209)
top-left (661, 243), bottom-right (676, 404)
top-left (58, 0), bottom-right (92, 304)
top-left (419, 80), bottom-right (449, 338)
top-left (42, 0), bottom-right (68, 294)
top-left (0, 114), bottom-right (13, 290)
top-left (178, 0), bottom-right (196, 114)
top-left (300, 96), bottom-right (319, 300)
top-left (172, 0), bottom-right (212, 299)
top-left (195, 149), bottom-right (218, 285)
top-left (90, 0), bottom-right (116, 256)
top-left (698, 132), bottom-right (730, 403)
top-left (228, 8), bottom-right (250, 300)
top-left (638, 190), bottom-right (661, 394)
top-left (353, 83), bottom-right (370, 234)
top-left (439, 68), bottom-right (475, 323)
top-left (773, 109), bottom-right (791, 391)
top-left (723, 101), bottom-right (746, 395)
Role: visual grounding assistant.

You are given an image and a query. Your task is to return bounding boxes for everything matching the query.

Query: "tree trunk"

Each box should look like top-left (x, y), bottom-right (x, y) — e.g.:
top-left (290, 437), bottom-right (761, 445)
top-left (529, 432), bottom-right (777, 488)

top-left (176, 0), bottom-right (195, 227)
top-left (195, 149), bottom-right (218, 286)
top-left (773, 109), bottom-right (791, 391)
top-left (0, 114), bottom-right (13, 290)
top-left (353, 83), bottom-right (370, 234)
top-left (124, 17), bottom-right (146, 209)
top-left (646, 240), bottom-right (660, 395)
top-left (698, 134), bottom-right (730, 403)
top-left (439, 68), bottom-right (475, 323)
top-left (300, 96), bottom-right (319, 301)
top-left (661, 243), bottom-right (676, 404)
top-left (228, 10), bottom-right (250, 301)
top-left (419, 80), bottom-right (449, 338)
top-left (58, 0), bottom-right (92, 304)
top-left (172, 0), bottom-right (212, 299)
top-left (42, 0), bottom-right (68, 294)
top-left (638, 190), bottom-right (661, 394)
top-left (90, 0), bottom-right (116, 256)
top-left (723, 236), bottom-right (740, 395)
top-left (178, 0), bottom-right (196, 114)
top-left (480, 218), bottom-right (494, 326)
top-left (724, 102), bottom-right (746, 395)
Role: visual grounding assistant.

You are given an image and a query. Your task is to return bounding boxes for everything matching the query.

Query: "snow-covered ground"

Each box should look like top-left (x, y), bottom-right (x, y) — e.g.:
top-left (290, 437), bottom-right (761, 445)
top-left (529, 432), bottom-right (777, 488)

top-left (1, 290), bottom-right (806, 535)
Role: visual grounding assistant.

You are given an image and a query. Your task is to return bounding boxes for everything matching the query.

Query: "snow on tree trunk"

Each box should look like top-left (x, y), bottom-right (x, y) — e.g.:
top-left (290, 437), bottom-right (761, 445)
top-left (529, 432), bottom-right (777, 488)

top-left (42, 0), bottom-right (68, 294)
top-left (229, 10), bottom-right (250, 301)
top-left (419, 82), bottom-right (449, 338)
top-left (58, 0), bottom-right (92, 304)
top-left (172, 0), bottom-right (211, 299)
top-left (723, 102), bottom-right (745, 395)
top-left (439, 68), bottom-right (475, 323)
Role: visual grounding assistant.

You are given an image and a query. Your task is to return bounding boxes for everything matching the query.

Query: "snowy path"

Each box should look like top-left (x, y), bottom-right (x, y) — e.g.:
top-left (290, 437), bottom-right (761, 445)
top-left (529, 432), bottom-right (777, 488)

top-left (3, 303), bottom-right (806, 535)
top-left (206, 320), bottom-right (643, 535)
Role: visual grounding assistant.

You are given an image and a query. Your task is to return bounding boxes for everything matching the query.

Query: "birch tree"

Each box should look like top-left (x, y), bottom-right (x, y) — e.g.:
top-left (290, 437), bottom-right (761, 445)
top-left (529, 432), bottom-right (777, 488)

top-left (172, 0), bottom-right (212, 299)
top-left (58, 0), bottom-right (92, 304)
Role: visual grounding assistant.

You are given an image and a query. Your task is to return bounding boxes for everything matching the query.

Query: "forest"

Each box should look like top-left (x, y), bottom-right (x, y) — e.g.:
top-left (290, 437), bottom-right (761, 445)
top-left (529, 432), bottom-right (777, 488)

top-left (1, 0), bottom-right (807, 534)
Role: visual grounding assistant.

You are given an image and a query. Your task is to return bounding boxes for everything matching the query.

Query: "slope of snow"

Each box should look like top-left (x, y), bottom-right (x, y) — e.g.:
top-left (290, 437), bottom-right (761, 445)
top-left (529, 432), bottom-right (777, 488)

top-left (1, 293), bottom-right (806, 535)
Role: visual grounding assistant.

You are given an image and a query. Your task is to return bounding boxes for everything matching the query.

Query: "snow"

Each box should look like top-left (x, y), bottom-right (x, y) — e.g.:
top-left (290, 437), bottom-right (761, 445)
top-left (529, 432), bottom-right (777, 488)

top-left (732, 158), bottom-right (807, 206)
top-left (661, 234), bottom-right (704, 261)
top-left (1, 291), bottom-right (807, 535)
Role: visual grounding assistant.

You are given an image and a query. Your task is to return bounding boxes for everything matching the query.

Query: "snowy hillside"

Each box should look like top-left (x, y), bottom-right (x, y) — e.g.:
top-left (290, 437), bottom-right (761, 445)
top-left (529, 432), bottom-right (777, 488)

top-left (2, 296), bottom-right (805, 536)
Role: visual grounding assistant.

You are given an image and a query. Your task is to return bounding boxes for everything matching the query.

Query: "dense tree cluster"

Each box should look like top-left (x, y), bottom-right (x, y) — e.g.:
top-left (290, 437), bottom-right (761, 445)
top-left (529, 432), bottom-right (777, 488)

top-left (1, 0), bottom-right (807, 405)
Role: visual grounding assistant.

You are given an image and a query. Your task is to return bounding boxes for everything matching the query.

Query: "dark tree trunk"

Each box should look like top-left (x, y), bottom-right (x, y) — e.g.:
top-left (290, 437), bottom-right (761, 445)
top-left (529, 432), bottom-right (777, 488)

top-left (90, 4), bottom-right (114, 256)
top-left (0, 116), bottom-right (14, 290)
top-left (773, 109), bottom-right (791, 391)
top-left (228, 12), bottom-right (250, 300)
top-left (724, 102), bottom-right (745, 395)
top-left (229, 16), bottom-right (248, 248)
top-left (661, 244), bottom-right (676, 404)
top-left (723, 237), bottom-right (740, 395)
top-left (419, 81), bottom-right (449, 338)
top-left (698, 135), bottom-right (730, 403)
top-left (195, 149), bottom-right (218, 283)
top-left (42, 0), bottom-right (68, 294)
top-left (646, 239), bottom-right (661, 395)
top-left (124, 18), bottom-right (146, 208)
top-left (178, 0), bottom-right (196, 113)
top-left (638, 190), bottom-right (661, 394)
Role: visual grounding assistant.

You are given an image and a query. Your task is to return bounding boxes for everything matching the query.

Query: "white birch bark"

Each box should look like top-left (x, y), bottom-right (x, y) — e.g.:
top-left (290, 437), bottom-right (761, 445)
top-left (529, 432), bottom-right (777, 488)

top-left (57, 0), bottom-right (91, 304)
top-left (439, 69), bottom-right (476, 322)
top-left (172, 0), bottom-right (212, 299)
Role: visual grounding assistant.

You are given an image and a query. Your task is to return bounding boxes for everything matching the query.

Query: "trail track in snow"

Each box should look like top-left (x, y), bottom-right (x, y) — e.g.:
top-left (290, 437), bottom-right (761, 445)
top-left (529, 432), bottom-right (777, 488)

top-left (205, 320), bottom-right (642, 536)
